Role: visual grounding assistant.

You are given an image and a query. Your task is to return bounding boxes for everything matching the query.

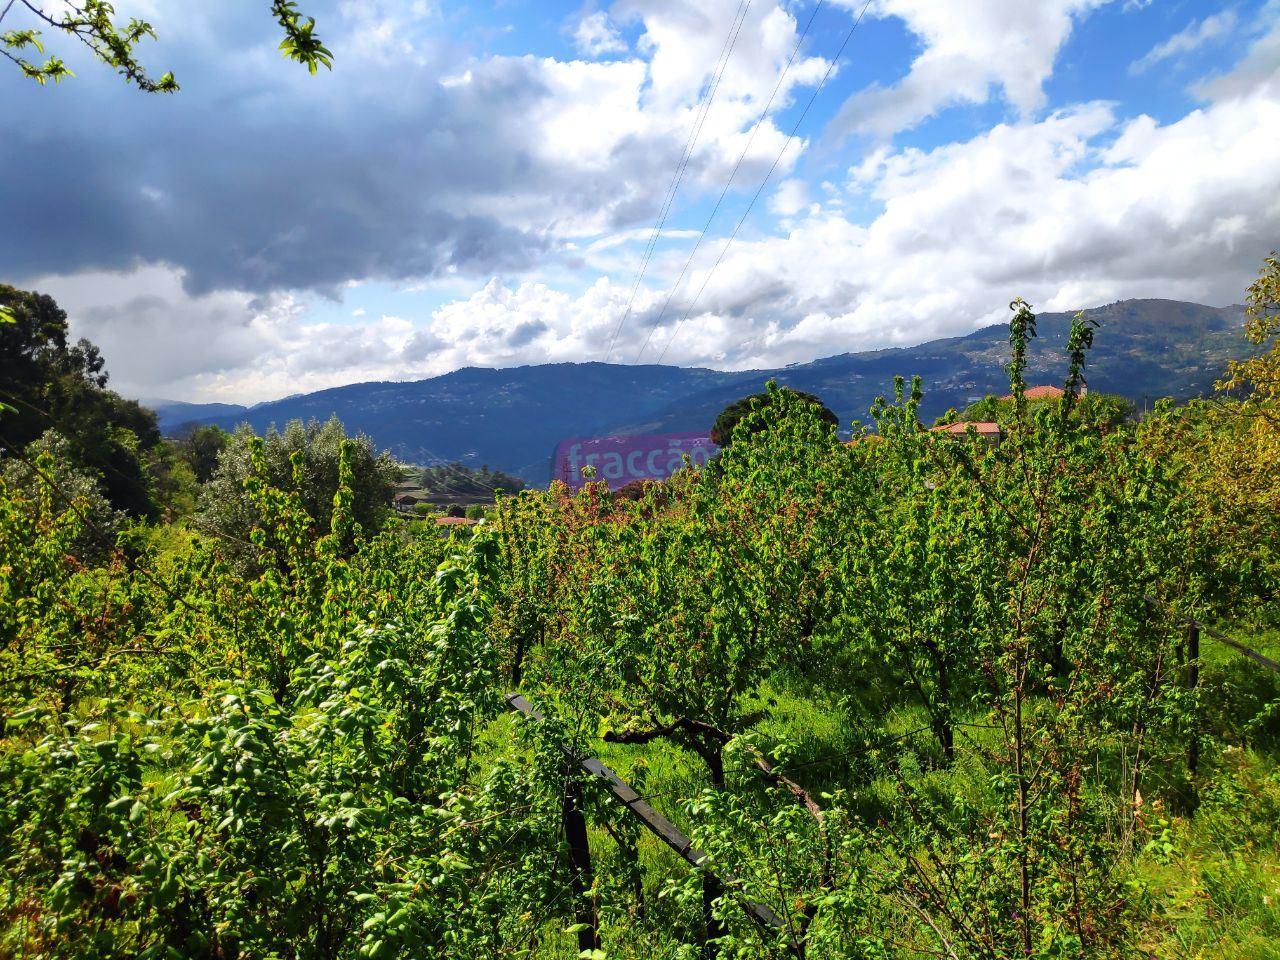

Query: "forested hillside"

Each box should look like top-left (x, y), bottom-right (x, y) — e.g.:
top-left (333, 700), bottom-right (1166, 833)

top-left (4, 260), bottom-right (1280, 959)
top-left (612, 299), bottom-right (1248, 437)
top-left (149, 402), bottom-right (248, 435)
top-left (165, 299), bottom-right (1248, 482)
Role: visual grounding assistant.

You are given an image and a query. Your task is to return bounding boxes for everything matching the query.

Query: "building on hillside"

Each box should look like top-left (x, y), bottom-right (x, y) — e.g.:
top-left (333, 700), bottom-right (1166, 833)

top-left (1000, 383), bottom-right (1087, 401)
top-left (435, 515), bottom-right (478, 527)
top-left (929, 421), bottom-right (1003, 444)
top-left (392, 493), bottom-right (421, 513)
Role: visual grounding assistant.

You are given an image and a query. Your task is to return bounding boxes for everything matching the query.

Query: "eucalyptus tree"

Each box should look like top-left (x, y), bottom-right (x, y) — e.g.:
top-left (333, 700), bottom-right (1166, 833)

top-left (0, 285), bottom-right (166, 517)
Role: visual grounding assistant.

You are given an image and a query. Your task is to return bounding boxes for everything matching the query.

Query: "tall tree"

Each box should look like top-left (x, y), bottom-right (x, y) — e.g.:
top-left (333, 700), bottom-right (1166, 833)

top-left (1222, 252), bottom-right (1280, 406)
top-left (174, 423), bottom-right (230, 485)
top-left (0, 284), bottom-right (162, 516)
top-left (710, 387), bottom-right (838, 446)
top-left (198, 417), bottom-right (400, 569)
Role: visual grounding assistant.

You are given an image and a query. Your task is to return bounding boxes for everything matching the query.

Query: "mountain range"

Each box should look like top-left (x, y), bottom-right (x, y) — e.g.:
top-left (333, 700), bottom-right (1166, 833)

top-left (152, 299), bottom-right (1249, 483)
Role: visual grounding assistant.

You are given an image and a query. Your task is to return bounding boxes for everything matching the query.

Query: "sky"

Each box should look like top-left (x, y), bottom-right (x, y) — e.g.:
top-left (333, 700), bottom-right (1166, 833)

top-left (2, 0), bottom-right (1278, 404)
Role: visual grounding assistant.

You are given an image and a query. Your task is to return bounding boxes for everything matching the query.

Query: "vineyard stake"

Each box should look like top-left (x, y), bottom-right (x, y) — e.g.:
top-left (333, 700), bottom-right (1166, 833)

top-left (1143, 595), bottom-right (1280, 674)
top-left (562, 778), bottom-right (601, 952)
top-left (1186, 622), bottom-right (1200, 781)
top-left (504, 694), bottom-right (788, 948)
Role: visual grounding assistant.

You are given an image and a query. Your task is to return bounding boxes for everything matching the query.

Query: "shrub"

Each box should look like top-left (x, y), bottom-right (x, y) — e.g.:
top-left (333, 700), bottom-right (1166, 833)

top-left (198, 417), bottom-right (399, 568)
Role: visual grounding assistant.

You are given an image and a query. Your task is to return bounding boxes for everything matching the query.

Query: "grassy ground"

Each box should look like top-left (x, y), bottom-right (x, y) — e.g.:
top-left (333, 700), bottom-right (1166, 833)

top-left (482, 622), bottom-right (1280, 958)
top-left (1128, 623), bottom-right (1280, 958)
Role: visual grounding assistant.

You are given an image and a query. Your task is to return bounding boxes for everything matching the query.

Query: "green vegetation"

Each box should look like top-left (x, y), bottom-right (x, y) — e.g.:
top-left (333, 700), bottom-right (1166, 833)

top-left (198, 418), bottom-right (400, 569)
top-left (2, 262), bottom-right (1280, 958)
top-left (0, 284), bottom-right (179, 519)
top-left (404, 460), bottom-right (529, 506)
top-left (710, 387), bottom-right (838, 446)
top-left (937, 388), bottom-right (1135, 431)
top-left (0, 431), bottom-right (124, 566)
top-left (1224, 252), bottom-right (1280, 405)
top-left (413, 462), bottom-right (526, 502)
top-left (171, 425), bottom-right (230, 486)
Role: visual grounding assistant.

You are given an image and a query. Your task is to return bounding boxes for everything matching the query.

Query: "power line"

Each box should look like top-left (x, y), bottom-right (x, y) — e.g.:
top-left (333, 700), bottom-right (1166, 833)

top-left (632, 0), bottom-right (831, 365)
top-left (604, 0), bottom-right (753, 362)
top-left (652, 0), bottom-right (874, 365)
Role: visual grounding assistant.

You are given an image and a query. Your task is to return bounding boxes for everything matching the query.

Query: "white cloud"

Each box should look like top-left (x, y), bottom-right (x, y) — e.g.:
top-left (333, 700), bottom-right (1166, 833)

top-left (573, 11), bottom-right (628, 57)
top-left (828, 0), bottom-right (1111, 140)
top-left (623, 1), bottom-right (828, 112)
top-left (769, 178), bottom-right (810, 217)
top-left (424, 1), bottom-right (827, 239)
top-left (11, 0), bottom-right (842, 401)
top-left (27, 265), bottom-right (417, 404)
top-left (438, 69), bottom-right (472, 87)
top-left (1130, 10), bottom-right (1238, 74)
top-left (1195, 5), bottom-right (1280, 100)
top-left (36, 17), bottom-right (1280, 403)
top-left (19, 3), bottom-right (1280, 407)
top-left (405, 21), bottom-right (1280, 375)
top-left (5, 0), bottom-right (826, 298)
top-left (405, 276), bottom-right (644, 370)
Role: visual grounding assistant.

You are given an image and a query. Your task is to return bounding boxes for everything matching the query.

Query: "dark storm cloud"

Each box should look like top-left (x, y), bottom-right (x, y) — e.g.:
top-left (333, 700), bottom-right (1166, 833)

top-left (0, 2), bottom-right (674, 295)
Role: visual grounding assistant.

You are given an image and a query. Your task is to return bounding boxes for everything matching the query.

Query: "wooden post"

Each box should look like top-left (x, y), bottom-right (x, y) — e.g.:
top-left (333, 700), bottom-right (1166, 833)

top-left (1143, 595), bottom-right (1280, 674)
top-left (1186, 622), bottom-right (1200, 780)
top-left (562, 779), bottom-right (600, 953)
top-left (511, 631), bottom-right (526, 687)
top-left (504, 695), bottom-right (786, 938)
top-left (702, 872), bottom-right (725, 959)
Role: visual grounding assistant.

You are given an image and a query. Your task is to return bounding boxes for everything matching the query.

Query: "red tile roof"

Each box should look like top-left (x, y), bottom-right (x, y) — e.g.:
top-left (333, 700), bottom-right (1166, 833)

top-left (435, 516), bottom-right (478, 526)
top-left (1002, 385), bottom-right (1065, 401)
top-left (929, 421), bottom-right (1002, 436)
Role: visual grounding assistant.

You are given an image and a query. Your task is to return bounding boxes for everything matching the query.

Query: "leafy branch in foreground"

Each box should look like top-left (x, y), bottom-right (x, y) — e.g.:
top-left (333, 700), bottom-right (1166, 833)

top-left (0, 0), bottom-right (329, 91)
top-left (272, 0), bottom-right (332, 75)
top-left (1221, 251), bottom-right (1280, 408)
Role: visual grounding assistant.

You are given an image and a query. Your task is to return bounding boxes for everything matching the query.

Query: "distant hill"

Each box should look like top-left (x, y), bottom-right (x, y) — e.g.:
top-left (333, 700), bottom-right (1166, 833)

top-left (171, 299), bottom-right (1247, 483)
top-left (192, 365), bottom-right (731, 480)
top-left (606, 299), bottom-right (1248, 437)
top-left (151, 401), bottom-right (248, 434)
